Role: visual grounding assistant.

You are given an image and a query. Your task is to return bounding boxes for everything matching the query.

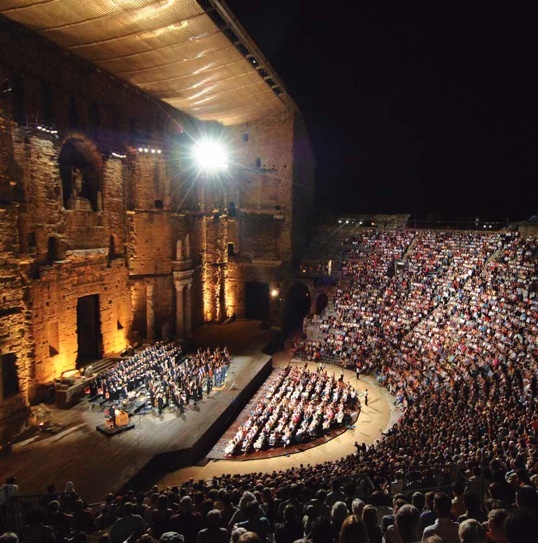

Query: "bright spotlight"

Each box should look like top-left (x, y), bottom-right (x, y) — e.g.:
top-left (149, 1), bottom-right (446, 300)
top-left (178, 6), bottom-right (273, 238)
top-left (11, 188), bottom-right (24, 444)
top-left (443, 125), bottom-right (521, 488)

top-left (192, 140), bottom-right (228, 172)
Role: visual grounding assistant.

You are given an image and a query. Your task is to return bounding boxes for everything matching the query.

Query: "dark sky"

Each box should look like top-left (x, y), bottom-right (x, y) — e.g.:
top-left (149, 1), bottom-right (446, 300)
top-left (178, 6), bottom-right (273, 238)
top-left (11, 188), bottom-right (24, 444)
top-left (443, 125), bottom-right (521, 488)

top-left (225, 0), bottom-right (538, 222)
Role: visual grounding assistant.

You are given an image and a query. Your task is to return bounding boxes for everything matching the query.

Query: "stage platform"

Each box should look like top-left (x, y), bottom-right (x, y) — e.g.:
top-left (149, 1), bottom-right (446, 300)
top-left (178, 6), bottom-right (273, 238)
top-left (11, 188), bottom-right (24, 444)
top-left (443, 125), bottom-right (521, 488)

top-left (96, 422), bottom-right (135, 436)
top-left (0, 321), bottom-right (278, 503)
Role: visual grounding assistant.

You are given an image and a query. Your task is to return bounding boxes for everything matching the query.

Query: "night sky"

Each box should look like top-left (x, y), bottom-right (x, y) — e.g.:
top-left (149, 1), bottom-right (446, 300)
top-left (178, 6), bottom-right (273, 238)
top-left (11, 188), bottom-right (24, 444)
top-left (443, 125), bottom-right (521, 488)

top-left (225, 1), bottom-right (538, 222)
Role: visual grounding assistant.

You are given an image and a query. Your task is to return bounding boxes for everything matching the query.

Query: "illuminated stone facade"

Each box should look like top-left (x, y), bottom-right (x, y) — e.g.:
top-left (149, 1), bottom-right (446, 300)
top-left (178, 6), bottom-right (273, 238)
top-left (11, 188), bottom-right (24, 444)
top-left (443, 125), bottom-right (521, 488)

top-left (0, 17), bottom-right (314, 439)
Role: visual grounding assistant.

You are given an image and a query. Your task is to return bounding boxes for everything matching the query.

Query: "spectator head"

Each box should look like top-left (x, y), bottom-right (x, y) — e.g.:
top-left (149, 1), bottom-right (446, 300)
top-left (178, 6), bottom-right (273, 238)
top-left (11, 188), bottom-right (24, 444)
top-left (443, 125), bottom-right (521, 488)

top-left (338, 514), bottom-right (369, 543)
top-left (47, 500), bottom-right (60, 512)
top-left (425, 491), bottom-right (435, 511)
top-left (411, 491), bottom-right (425, 512)
top-left (220, 490), bottom-right (232, 507)
top-left (230, 528), bottom-right (247, 543)
top-left (179, 496), bottom-right (193, 512)
top-left (122, 502), bottom-right (133, 516)
top-left (205, 509), bottom-right (221, 528)
top-left (331, 501), bottom-right (349, 526)
top-left (433, 492), bottom-right (452, 518)
top-left (283, 504), bottom-right (298, 523)
top-left (245, 501), bottom-right (259, 519)
top-left (515, 485), bottom-right (538, 515)
top-left (395, 504), bottom-right (420, 543)
top-left (237, 532), bottom-right (260, 543)
top-left (238, 491), bottom-right (256, 512)
top-left (505, 508), bottom-right (538, 543)
top-left (0, 533), bottom-right (19, 543)
top-left (351, 498), bottom-right (365, 517)
top-left (316, 489), bottom-right (327, 503)
top-left (361, 504), bottom-right (378, 527)
top-left (158, 533), bottom-right (184, 543)
top-left (157, 495), bottom-right (169, 510)
top-left (487, 508), bottom-right (508, 543)
top-left (392, 498), bottom-right (408, 515)
top-left (458, 519), bottom-right (487, 543)
top-left (331, 479), bottom-right (341, 492)
top-left (423, 536), bottom-right (444, 543)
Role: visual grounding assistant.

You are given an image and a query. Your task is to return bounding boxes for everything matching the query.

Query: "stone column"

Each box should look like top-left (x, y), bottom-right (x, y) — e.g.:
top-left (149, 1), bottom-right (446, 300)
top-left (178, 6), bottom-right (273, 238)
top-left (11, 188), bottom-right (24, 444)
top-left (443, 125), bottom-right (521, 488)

top-left (146, 282), bottom-right (155, 342)
top-left (185, 283), bottom-right (192, 337)
top-left (175, 281), bottom-right (185, 338)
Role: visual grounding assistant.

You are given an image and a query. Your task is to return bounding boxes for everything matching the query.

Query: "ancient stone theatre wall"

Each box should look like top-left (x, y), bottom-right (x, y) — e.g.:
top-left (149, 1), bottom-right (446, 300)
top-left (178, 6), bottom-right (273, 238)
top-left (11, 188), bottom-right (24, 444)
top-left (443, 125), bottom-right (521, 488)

top-left (0, 15), bottom-right (314, 440)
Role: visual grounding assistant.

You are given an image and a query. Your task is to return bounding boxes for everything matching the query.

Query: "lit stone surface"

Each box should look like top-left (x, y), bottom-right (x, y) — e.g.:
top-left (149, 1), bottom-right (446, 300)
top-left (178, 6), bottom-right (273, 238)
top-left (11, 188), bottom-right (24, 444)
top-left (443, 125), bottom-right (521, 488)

top-left (0, 17), bottom-right (314, 439)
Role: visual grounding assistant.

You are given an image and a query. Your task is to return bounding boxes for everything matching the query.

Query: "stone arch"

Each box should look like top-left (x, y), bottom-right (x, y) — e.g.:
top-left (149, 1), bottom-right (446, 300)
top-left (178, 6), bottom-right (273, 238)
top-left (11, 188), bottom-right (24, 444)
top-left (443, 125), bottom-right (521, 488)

top-left (283, 282), bottom-right (311, 338)
top-left (58, 134), bottom-right (103, 211)
top-left (176, 239), bottom-right (183, 261)
top-left (315, 292), bottom-right (329, 315)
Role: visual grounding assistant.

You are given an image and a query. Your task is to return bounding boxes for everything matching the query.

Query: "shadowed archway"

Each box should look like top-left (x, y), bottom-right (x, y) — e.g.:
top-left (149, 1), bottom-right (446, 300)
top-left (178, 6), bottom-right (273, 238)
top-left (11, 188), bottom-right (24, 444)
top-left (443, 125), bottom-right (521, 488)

top-left (315, 292), bottom-right (328, 315)
top-left (283, 282), bottom-right (311, 339)
top-left (59, 135), bottom-right (103, 211)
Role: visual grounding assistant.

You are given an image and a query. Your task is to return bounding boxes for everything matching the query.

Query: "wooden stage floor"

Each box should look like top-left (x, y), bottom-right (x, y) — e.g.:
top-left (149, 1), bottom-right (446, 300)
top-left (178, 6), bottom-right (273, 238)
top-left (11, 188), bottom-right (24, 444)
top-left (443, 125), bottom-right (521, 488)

top-left (0, 321), bottom-right (278, 503)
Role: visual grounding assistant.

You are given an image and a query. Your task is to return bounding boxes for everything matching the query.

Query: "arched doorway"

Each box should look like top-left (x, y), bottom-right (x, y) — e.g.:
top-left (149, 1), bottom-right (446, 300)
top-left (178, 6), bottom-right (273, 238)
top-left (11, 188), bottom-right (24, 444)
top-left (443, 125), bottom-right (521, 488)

top-left (245, 282), bottom-right (270, 320)
top-left (283, 282), bottom-right (311, 339)
top-left (315, 292), bottom-right (328, 315)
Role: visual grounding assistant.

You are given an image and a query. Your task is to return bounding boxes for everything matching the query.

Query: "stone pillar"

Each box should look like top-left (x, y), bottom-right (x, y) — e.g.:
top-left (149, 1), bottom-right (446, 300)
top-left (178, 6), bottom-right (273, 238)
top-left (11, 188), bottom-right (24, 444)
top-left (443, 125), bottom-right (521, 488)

top-left (146, 281), bottom-right (155, 342)
top-left (185, 284), bottom-right (192, 337)
top-left (175, 281), bottom-right (185, 338)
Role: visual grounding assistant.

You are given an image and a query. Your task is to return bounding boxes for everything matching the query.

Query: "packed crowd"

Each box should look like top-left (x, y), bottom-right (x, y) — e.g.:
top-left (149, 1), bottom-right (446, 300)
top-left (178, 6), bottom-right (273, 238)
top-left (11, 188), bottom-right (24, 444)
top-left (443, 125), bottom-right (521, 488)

top-left (2, 471), bottom-right (537, 543)
top-left (90, 342), bottom-right (231, 414)
top-left (224, 364), bottom-right (359, 455)
top-left (2, 228), bottom-right (537, 542)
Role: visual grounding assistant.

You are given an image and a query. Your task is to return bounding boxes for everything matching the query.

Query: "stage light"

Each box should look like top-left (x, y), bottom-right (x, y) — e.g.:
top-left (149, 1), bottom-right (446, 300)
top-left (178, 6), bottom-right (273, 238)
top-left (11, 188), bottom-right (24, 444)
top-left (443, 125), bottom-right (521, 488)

top-left (271, 288), bottom-right (279, 298)
top-left (192, 139), bottom-right (228, 172)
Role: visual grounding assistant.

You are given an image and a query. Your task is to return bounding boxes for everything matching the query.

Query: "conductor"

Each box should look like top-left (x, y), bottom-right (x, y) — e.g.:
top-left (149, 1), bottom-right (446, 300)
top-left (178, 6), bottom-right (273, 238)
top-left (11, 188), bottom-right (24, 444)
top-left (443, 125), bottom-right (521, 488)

top-left (108, 405), bottom-right (116, 427)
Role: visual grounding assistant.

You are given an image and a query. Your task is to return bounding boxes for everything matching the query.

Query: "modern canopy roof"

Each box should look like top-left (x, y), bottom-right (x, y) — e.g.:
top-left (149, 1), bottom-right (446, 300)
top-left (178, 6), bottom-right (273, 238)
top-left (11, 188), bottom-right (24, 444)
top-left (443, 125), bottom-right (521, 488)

top-left (0, 0), bottom-right (297, 125)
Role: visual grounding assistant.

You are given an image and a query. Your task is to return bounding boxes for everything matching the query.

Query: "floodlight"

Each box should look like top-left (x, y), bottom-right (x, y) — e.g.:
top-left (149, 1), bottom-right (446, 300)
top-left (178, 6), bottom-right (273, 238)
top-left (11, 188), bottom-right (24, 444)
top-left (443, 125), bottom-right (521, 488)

top-left (192, 139), bottom-right (228, 172)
